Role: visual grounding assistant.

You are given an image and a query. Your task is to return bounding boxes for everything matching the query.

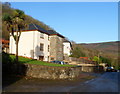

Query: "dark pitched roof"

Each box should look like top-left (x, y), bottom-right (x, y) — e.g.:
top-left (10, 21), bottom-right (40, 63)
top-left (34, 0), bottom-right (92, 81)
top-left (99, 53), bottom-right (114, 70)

top-left (27, 23), bottom-right (50, 35)
top-left (25, 23), bottom-right (65, 38)
top-left (48, 30), bottom-right (57, 34)
top-left (48, 30), bottom-right (64, 38)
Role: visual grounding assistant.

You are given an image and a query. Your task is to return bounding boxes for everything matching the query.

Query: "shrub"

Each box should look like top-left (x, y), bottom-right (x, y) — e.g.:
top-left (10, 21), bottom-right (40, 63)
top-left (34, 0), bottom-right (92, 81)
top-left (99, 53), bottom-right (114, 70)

top-left (2, 52), bottom-right (12, 64)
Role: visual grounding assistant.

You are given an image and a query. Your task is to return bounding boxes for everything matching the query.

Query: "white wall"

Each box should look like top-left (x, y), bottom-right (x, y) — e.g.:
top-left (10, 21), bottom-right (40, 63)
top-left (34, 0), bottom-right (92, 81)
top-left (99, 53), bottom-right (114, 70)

top-left (63, 42), bottom-right (71, 56)
top-left (35, 31), bottom-right (50, 61)
top-left (9, 30), bottom-right (50, 61)
top-left (9, 34), bottom-right (16, 54)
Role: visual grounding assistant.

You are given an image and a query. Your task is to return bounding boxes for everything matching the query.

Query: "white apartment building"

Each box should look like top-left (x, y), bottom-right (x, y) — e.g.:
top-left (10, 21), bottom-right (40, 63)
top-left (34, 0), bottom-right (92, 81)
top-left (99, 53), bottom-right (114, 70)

top-left (9, 24), bottom-right (50, 61)
top-left (9, 23), bottom-right (72, 62)
top-left (63, 39), bottom-right (72, 56)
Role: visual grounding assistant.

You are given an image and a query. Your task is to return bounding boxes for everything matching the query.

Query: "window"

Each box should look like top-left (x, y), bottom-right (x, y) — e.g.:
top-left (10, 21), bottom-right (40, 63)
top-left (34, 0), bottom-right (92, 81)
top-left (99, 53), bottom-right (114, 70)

top-left (48, 45), bottom-right (50, 52)
top-left (40, 43), bottom-right (44, 51)
top-left (48, 36), bottom-right (49, 40)
top-left (40, 33), bottom-right (44, 39)
top-left (51, 58), bottom-right (54, 60)
top-left (48, 56), bottom-right (49, 61)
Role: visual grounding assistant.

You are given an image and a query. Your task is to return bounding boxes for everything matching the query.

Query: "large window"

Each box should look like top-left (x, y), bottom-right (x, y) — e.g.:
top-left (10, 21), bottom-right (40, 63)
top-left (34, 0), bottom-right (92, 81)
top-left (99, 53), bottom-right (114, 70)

top-left (40, 43), bottom-right (44, 51)
top-left (40, 33), bottom-right (44, 39)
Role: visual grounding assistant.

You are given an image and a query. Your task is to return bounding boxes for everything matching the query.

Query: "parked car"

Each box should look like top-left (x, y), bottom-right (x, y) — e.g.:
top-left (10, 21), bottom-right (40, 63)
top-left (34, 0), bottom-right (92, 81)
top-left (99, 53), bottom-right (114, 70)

top-left (106, 67), bottom-right (117, 72)
top-left (112, 69), bottom-right (117, 72)
top-left (50, 60), bottom-right (67, 65)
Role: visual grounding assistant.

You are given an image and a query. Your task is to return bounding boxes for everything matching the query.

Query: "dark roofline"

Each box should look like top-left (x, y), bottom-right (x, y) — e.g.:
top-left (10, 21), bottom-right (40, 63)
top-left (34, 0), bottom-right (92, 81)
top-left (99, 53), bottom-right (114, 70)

top-left (22, 24), bottom-right (65, 38)
top-left (30, 23), bottom-right (50, 35)
top-left (50, 34), bottom-right (65, 38)
top-left (22, 29), bottom-right (50, 35)
top-left (63, 40), bottom-right (71, 43)
top-left (38, 30), bottom-right (50, 35)
top-left (48, 30), bottom-right (65, 38)
top-left (58, 33), bottom-right (65, 38)
top-left (22, 29), bottom-right (65, 38)
top-left (63, 38), bottom-right (71, 43)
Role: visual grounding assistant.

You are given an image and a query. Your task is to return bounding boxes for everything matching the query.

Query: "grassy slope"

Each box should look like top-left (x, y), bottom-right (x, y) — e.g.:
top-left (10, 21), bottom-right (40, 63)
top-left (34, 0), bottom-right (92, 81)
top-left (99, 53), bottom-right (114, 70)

top-left (10, 55), bottom-right (75, 67)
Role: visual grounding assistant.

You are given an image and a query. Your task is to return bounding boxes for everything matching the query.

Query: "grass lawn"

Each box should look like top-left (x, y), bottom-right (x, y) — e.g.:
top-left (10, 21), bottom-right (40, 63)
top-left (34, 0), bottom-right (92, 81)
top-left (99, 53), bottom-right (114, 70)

top-left (10, 55), bottom-right (76, 67)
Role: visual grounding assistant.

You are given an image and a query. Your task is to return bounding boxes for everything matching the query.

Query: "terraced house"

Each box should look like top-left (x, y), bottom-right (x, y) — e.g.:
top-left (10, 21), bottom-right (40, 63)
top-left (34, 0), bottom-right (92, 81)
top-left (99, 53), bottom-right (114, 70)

top-left (63, 39), bottom-right (73, 61)
top-left (9, 24), bottom-right (72, 62)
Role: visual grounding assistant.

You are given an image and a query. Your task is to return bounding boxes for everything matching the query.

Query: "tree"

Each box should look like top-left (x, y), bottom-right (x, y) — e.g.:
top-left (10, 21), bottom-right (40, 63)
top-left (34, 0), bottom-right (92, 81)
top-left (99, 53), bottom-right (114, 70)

top-left (92, 56), bottom-right (102, 64)
top-left (3, 9), bottom-right (27, 63)
top-left (70, 47), bottom-right (86, 58)
top-left (2, 3), bottom-right (54, 40)
top-left (100, 56), bottom-right (111, 66)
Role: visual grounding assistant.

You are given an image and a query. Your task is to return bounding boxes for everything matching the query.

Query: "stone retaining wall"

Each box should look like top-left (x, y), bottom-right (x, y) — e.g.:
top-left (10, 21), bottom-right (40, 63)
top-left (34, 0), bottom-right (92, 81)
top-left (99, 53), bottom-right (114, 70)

top-left (20, 64), bottom-right (82, 80)
top-left (81, 66), bottom-right (104, 73)
top-left (9, 63), bottom-right (104, 80)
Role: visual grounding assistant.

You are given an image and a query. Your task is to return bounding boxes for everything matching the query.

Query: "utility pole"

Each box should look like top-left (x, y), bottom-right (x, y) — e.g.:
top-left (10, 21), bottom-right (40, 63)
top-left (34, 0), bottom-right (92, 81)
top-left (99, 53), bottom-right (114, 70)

top-left (98, 52), bottom-right (102, 72)
top-left (98, 53), bottom-right (100, 72)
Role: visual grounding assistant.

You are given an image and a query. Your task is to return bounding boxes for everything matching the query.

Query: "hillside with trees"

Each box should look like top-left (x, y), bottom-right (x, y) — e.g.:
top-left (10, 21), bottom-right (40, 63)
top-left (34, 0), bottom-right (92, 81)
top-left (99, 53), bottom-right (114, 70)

top-left (80, 41), bottom-right (119, 56)
top-left (2, 2), bottom-right (53, 40)
top-left (70, 41), bottom-right (119, 69)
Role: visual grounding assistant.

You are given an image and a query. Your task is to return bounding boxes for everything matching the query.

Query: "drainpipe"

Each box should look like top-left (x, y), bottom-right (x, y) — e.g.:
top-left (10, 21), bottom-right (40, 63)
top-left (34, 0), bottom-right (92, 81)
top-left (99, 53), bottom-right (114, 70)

top-left (33, 31), bottom-right (35, 59)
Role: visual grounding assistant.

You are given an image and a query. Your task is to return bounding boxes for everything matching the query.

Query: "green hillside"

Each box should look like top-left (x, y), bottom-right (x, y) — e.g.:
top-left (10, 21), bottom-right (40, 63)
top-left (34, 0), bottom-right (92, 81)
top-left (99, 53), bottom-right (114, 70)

top-left (2, 2), bottom-right (53, 40)
top-left (70, 41), bottom-right (119, 69)
top-left (80, 41), bottom-right (119, 58)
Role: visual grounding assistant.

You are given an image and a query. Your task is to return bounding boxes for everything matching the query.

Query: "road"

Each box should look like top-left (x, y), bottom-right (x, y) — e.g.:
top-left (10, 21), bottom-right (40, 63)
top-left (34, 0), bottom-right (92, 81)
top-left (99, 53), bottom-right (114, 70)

top-left (2, 72), bottom-right (119, 92)
top-left (70, 72), bottom-right (119, 92)
top-left (42, 72), bottom-right (119, 92)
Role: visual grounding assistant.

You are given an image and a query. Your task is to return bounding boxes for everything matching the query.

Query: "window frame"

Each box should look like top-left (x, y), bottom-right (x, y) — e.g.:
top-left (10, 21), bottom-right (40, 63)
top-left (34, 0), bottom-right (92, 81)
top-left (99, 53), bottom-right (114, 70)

top-left (40, 43), bottom-right (44, 51)
top-left (40, 33), bottom-right (44, 39)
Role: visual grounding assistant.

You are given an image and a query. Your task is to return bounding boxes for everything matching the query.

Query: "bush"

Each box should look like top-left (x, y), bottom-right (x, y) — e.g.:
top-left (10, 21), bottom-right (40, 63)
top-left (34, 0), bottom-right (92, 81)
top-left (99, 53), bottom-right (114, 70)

top-left (2, 52), bottom-right (12, 64)
top-left (2, 52), bottom-right (14, 74)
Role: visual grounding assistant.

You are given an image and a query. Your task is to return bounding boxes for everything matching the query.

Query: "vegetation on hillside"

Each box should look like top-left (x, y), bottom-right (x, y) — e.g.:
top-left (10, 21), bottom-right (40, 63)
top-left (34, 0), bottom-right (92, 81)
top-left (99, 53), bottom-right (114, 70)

top-left (2, 2), bottom-right (53, 40)
top-left (70, 42), bottom-right (100, 59)
top-left (70, 41), bottom-right (119, 69)
top-left (80, 41), bottom-right (119, 56)
top-left (81, 41), bottom-right (119, 68)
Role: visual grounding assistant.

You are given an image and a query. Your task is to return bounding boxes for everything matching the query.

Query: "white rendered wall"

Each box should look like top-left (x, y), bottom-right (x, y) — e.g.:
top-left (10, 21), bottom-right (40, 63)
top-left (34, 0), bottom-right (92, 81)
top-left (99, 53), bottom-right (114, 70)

top-left (63, 42), bottom-right (71, 56)
top-left (9, 35), bottom-right (16, 54)
top-left (9, 31), bottom-right (37, 58)
top-left (9, 30), bottom-right (49, 61)
top-left (35, 31), bottom-right (50, 61)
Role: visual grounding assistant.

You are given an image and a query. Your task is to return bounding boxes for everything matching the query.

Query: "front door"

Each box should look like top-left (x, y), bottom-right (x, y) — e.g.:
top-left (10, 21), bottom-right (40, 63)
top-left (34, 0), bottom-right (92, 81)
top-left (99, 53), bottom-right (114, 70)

top-left (39, 56), bottom-right (44, 61)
